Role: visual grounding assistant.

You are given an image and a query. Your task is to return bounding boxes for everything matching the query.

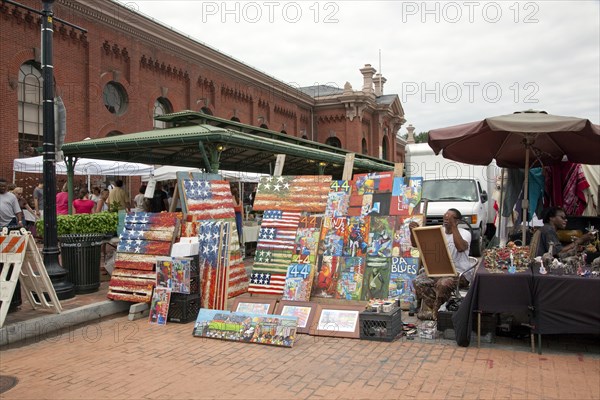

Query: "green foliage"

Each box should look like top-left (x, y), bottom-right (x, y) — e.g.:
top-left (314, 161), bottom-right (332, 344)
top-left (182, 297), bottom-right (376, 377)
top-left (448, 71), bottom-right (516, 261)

top-left (35, 212), bottom-right (118, 237)
top-left (108, 201), bottom-right (122, 213)
top-left (400, 131), bottom-right (429, 143)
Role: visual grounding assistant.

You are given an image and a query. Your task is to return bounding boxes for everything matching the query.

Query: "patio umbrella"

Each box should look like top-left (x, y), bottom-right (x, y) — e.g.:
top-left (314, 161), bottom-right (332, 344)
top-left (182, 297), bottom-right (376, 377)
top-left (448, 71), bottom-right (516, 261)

top-left (428, 110), bottom-right (600, 244)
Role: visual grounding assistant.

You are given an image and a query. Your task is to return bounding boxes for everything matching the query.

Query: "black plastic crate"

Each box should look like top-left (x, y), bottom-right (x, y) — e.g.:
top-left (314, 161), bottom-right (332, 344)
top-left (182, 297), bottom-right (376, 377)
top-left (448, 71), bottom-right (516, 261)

top-left (168, 293), bottom-right (200, 323)
top-left (437, 310), bottom-right (454, 331)
top-left (359, 307), bottom-right (403, 342)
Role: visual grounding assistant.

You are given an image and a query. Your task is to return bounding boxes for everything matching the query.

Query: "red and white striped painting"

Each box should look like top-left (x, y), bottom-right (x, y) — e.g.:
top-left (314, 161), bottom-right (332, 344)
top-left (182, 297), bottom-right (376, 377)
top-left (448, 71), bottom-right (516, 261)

top-left (252, 176), bottom-right (332, 212)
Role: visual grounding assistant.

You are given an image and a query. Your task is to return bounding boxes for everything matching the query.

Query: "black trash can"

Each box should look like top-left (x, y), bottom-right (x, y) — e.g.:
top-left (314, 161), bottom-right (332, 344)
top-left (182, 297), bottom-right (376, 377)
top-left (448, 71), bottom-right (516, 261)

top-left (59, 234), bottom-right (105, 294)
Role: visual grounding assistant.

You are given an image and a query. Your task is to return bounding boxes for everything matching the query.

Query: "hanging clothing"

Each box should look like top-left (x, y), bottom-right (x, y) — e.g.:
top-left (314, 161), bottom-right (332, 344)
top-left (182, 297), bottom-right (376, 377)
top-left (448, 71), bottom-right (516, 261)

top-left (544, 162), bottom-right (589, 216)
top-left (502, 169), bottom-right (524, 218)
top-left (528, 168), bottom-right (545, 221)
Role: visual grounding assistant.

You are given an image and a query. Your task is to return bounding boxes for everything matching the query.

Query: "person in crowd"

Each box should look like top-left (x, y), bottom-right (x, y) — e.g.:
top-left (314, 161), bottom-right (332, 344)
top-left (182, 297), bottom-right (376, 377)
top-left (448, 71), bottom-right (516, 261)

top-left (90, 186), bottom-right (101, 204)
top-left (107, 179), bottom-right (130, 211)
top-left (12, 187), bottom-right (36, 228)
top-left (73, 188), bottom-right (96, 214)
top-left (132, 185), bottom-right (147, 212)
top-left (231, 185), bottom-right (243, 243)
top-left (409, 208), bottom-right (472, 320)
top-left (95, 189), bottom-right (110, 213)
top-left (534, 207), bottom-right (596, 258)
top-left (56, 182), bottom-right (69, 215)
top-left (151, 182), bottom-right (169, 212)
top-left (0, 178), bottom-right (24, 229)
top-left (33, 181), bottom-right (44, 219)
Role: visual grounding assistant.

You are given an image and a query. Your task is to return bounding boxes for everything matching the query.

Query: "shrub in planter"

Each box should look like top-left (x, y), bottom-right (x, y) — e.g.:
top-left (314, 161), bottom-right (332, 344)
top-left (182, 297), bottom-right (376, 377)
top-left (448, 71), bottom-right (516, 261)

top-left (35, 212), bottom-right (119, 238)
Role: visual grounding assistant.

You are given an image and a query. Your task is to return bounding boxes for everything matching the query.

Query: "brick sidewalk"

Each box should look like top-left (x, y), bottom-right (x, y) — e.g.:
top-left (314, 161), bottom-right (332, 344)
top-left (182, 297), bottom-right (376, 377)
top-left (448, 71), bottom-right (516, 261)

top-left (1, 314), bottom-right (599, 399)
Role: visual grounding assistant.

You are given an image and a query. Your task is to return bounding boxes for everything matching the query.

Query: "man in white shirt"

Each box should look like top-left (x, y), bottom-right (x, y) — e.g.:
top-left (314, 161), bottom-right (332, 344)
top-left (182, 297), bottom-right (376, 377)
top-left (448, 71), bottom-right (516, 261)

top-left (410, 208), bottom-right (472, 320)
top-left (0, 178), bottom-right (24, 229)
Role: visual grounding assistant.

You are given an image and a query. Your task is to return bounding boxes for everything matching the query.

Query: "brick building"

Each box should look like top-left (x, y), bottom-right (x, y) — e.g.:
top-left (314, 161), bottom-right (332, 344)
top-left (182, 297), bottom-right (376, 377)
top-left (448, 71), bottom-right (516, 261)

top-left (1, 0), bottom-right (406, 189)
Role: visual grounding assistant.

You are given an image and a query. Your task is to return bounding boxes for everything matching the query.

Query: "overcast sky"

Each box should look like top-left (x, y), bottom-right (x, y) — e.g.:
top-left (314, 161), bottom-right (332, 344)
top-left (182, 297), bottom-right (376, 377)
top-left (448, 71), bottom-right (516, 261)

top-left (128, 0), bottom-right (600, 136)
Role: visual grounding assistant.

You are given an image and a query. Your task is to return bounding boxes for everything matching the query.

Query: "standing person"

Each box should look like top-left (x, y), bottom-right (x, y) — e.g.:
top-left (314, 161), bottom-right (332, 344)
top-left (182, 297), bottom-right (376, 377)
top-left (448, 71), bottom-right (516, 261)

top-left (73, 188), bottom-right (96, 214)
top-left (150, 182), bottom-right (169, 212)
top-left (33, 182), bottom-right (44, 219)
top-left (409, 208), bottom-right (472, 320)
top-left (534, 207), bottom-right (595, 257)
top-left (95, 189), bottom-right (110, 213)
top-left (0, 178), bottom-right (24, 229)
top-left (56, 182), bottom-right (69, 215)
top-left (90, 186), bottom-right (101, 204)
top-left (132, 185), bottom-right (147, 212)
top-left (231, 186), bottom-right (243, 243)
top-left (107, 179), bottom-right (130, 211)
top-left (12, 187), bottom-right (36, 228)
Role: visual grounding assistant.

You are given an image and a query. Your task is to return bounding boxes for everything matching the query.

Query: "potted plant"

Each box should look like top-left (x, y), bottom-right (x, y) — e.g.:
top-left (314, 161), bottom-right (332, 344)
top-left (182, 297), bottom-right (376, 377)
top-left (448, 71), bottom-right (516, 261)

top-left (36, 212), bottom-right (119, 294)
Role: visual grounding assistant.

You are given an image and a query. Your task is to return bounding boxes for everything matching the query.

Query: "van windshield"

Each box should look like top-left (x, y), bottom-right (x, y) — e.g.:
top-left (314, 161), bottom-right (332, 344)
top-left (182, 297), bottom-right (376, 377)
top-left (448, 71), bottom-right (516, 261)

top-left (422, 179), bottom-right (479, 202)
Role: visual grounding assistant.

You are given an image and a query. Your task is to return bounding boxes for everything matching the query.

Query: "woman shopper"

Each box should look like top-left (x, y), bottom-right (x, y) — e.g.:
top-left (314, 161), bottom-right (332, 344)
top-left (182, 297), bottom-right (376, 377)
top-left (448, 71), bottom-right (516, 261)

top-left (73, 188), bottom-right (96, 214)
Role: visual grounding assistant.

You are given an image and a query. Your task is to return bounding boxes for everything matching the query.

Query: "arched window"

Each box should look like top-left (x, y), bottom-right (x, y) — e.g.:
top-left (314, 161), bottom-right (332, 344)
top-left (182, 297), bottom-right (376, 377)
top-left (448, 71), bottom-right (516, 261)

top-left (200, 106), bottom-right (213, 115)
top-left (259, 123), bottom-right (269, 129)
top-left (325, 137), bottom-right (342, 148)
top-left (106, 130), bottom-right (123, 137)
top-left (362, 138), bottom-right (368, 155)
top-left (153, 97), bottom-right (173, 129)
top-left (382, 136), bottom-right (389, 160)
top-left (18, 62), bottom-right (43, 157)
top-left (231, 116), bottom-right (240, 122)
top-left (280, 130), bottom-right (287, 135)
top-left (103, 81), bottom-right (128, 115)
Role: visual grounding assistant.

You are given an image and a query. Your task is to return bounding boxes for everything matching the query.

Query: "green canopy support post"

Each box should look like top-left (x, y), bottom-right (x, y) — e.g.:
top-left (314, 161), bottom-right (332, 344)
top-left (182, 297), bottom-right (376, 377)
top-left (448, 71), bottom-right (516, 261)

top-left (198, 142), bottom-right (213, 173)
top-left (317, 162), bottom-right (327, 175)
top-left (64, 156), bottom-right (77, 214)
top-left (207, 144), bottom-right (225, 174)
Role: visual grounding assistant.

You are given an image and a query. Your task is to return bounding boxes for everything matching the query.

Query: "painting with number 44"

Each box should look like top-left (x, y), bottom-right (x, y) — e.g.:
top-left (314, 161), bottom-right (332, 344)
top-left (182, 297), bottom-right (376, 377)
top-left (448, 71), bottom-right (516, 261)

top-left (282, 263), bottom-right (314, 302)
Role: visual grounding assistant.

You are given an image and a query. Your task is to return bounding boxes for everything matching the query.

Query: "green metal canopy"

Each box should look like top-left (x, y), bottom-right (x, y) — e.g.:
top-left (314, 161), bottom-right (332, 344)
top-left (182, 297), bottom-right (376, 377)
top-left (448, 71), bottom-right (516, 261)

top-left (60, 111), bottom-right (395, 178)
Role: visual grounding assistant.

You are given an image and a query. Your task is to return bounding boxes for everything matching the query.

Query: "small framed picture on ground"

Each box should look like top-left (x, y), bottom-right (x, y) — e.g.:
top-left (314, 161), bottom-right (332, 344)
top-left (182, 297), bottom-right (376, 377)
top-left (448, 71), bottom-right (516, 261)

top-left (312, 304), bottom-right (363, 338)
top-left (275, 301), bottom-right (317, 334)
top-left (230, 297), bottom-right (277, 315)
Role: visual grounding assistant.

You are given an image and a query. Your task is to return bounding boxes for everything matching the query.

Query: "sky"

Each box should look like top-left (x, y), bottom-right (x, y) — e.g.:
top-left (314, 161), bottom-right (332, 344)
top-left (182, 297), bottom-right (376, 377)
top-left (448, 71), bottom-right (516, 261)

top-left (126, 0), bottom-right (600, 136)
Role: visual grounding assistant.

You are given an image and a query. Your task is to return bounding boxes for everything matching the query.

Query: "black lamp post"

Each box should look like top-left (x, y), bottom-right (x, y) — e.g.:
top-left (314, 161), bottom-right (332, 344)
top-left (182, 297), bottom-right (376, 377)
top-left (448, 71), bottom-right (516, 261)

top-left (41, 0), bottom-right (74, 300)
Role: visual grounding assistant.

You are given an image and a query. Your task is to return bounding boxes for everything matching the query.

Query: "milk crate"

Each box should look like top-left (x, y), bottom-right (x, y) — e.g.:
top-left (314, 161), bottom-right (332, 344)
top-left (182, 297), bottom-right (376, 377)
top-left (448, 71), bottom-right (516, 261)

top-left (359, 307), bottom-right (403, 342)
top-left (167, 293), bottom-right (200, 323)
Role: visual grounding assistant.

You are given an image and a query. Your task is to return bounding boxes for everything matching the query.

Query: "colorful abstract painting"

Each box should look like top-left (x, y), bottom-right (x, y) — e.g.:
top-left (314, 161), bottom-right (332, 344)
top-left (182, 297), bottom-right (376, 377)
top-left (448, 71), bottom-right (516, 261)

top-left (292, 225), bottom-right (322, 265)
top-left (149, 287), bottom-right (171, 325)
top-left (353, 171), bottom-right (394, 195)
top-left (361, 257), bottom-right (391, 300)
top-left (325, 180), bottom-right (353, 217)
top-left (156, 257), bottom-right (192, 294)
top-left (249, 210), bottom-right (300, 295)
top-left (181, 180), bottom-right (235, 219)
top-left (390, 177), bottom-right (423, 216)
top-left (312, 255), bottom-right (340, 298)
top-left (319, 217), bottom-right (346, 257)
top-left (193, 309), bottom-right (298, 347)
top-left (282, 263), bottom-right (314, 301)
top-left (336, 256), bottom-right (364, 300)
top-left (392, 215), bottom-right (424, 257)
top-left (367, 216), bottom-right (396, 257)
top-left (344, 216), bottom-right (370, 257)
top-left (389, 256), bottom-right (419, 302)
top-left (252, 175), bottom-right (332, 212)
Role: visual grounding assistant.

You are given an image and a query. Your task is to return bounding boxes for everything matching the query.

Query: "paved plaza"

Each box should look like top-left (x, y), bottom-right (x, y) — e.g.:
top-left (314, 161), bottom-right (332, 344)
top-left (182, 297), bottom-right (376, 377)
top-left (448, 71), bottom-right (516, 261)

top-left (1, 309), bottom-right (599, 400)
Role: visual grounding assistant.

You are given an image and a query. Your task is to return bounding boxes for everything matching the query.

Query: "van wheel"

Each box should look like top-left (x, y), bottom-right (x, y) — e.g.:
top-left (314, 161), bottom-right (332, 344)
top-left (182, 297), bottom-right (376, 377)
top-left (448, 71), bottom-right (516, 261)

top-left (470, 236), bottom-right (482, 257)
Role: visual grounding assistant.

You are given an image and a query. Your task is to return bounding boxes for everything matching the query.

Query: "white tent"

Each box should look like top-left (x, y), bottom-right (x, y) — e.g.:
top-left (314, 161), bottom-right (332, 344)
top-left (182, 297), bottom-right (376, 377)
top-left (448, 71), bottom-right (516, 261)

top-left (141, 166), bottom-right (266, 183)
top-left (13, 156), bottom-right (154, 177)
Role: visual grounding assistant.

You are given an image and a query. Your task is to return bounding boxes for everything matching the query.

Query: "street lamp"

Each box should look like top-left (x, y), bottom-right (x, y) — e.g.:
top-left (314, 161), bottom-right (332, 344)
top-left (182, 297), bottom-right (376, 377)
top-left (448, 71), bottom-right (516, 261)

top-left (41, 0), bottom-right (74, 299)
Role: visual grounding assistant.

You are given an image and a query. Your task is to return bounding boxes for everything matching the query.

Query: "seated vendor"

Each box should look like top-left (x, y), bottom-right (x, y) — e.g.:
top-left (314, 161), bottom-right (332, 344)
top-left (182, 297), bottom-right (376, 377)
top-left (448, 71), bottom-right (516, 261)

top-left (409, 208), bottom-right (472, 320)
top-left (535, 207), bottom-right (596, 258)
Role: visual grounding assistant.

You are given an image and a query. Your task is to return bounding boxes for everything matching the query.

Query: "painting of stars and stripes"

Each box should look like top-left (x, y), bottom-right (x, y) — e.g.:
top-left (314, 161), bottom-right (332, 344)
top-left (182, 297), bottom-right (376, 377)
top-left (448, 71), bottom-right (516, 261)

top-left (252, 175), bottom-right (332, 212)
top-left (361, 257), bottom-right (391, 301)
top-left (181, 180), bottom-right (235, 220)
top-left (282, 263), bottom-right (315, 302)
top-left (123, 212), bottom-right (181, 231)
top-left (198, 220), bottom-right (231, 310)
top-left (335, 257), bottom-right (364, 301)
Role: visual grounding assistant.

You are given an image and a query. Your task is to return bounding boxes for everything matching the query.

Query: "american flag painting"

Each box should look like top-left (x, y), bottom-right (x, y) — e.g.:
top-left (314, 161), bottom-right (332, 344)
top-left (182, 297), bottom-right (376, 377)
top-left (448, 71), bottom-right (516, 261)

top-left (252, 175), bottom-right (332, 212)
top-left (124, 212), bottom-right (181, 230)
top-left (198, 220), bottom-right (230, 310)
top-left (248, 210), bottom-right (300, 295)
top-left (182, 180), bottom-right (235, 219)
top-left (116, 240), bottom-right (171, 256)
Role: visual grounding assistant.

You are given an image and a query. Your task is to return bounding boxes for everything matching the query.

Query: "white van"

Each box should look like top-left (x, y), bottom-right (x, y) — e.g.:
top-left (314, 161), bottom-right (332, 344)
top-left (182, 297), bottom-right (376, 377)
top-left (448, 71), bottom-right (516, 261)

top-left (405, 143), bottom-right (499, 256)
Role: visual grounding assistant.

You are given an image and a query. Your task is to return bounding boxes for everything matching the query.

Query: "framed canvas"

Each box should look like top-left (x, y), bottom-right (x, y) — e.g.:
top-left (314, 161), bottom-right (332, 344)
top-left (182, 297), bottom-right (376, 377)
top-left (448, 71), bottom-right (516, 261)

top-left (312, 304), bottom-right (363, 338)
top-left (275, 300), bottom-right (317, 334)
top-left (411, 226), bottom-right (456, 277)
top-left (230, 297), bottom-right (277, 314)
